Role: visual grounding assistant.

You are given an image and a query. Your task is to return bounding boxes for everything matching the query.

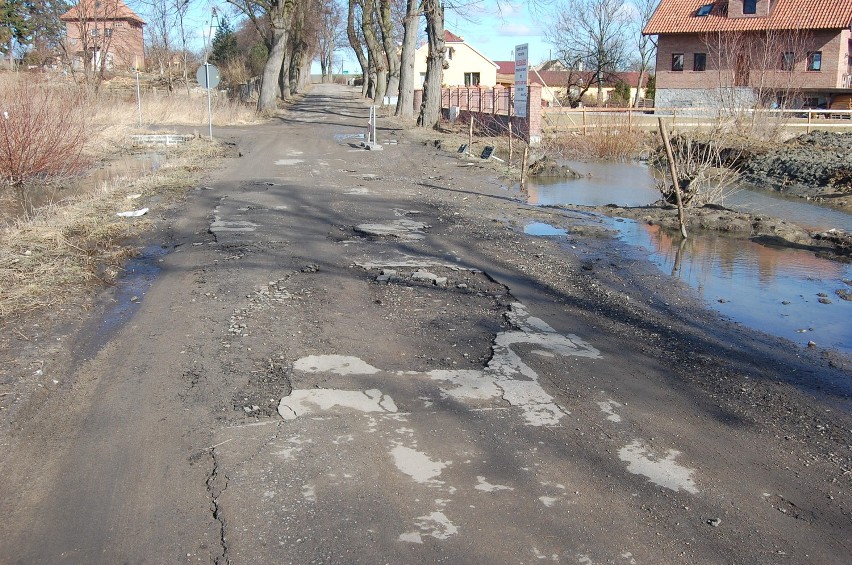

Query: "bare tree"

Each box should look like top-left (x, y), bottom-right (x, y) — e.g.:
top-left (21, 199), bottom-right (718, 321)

top-left (632, 0), bottom-right (656, 107)
top-left (703, 27), bottom-right (814, 137)
top-left (394, 0), bottom-right (420, 117)
top-left (317, 0), bottom-right (343, 82)
top-left (229, 0), bottom-right (297, 112)
top-left (416, 0), bottom-right (444, 128)
top-left (63, 0), bottom-right (127, 87)
top-left (545, 0), bottom-right (631, 105)
top-left (377, 0), bottom-right (400, 101)
top-left (346, 0), bottom-right (370, 95)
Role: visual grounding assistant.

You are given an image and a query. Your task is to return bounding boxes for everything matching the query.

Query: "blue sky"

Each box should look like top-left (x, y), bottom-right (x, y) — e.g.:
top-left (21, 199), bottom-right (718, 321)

top-left (129, 0), bottom-right (557, 71)
top-left (443, 1), bottom-right (554, 65)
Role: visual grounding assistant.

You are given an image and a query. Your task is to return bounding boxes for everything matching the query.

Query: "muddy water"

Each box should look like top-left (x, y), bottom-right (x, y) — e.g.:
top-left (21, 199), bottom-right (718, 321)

top-left (526, 161), bottom-right (852, 232)
top-left (613, 219), bottom-right (852, 354)
top-left (0, 154), bottom-right (164, 223)
top-left (523, 162), bottom-right (852, 355)
top-left (526, 161), bottom-right (660, 207)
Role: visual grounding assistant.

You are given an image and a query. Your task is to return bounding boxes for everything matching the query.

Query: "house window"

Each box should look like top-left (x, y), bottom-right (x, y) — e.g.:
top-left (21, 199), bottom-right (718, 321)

top-left (447, 47), bottom-right (454, 61)
top-left (464, 72), bottom-right (480, 86)
top-left (743, 0), bottom-right (756, 14)
top-left (672, 53), bottom-right (684, 71)
top-left (693, 53), bottom-right (707, 71)
top-left (105, 28), bottom-right (113, 38)
top-left (696, 4), bottom-right (713, 16)
top-left (91, 29), bottom-right (99, 37)
top-left (807, 51), bottom-right (822, 71)
top-left (781, 51), bottom-right (795, 71)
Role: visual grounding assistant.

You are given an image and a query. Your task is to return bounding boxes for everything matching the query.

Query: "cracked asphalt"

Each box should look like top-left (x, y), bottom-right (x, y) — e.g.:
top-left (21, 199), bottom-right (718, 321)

top-left (1, 84), bottom-right (850, 564)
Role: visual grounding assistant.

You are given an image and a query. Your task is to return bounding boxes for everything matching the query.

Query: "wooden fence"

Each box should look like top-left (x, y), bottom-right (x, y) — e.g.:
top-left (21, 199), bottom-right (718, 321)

top-left (542, 106), bottom-right (852, 135)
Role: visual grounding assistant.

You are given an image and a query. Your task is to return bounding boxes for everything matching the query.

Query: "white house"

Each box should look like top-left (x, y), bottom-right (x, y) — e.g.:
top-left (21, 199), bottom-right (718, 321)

top-left (414, 30), bottom-right (499, 87)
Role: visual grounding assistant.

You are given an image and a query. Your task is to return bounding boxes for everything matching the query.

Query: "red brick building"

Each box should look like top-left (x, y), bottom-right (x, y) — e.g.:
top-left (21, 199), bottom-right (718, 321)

top-left (644, 0), bottom-right (852, 109)
top-left (60, 0), bottom-right (146, 71)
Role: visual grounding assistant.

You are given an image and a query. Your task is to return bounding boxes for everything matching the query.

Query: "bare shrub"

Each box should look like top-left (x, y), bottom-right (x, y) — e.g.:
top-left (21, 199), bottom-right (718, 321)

top-left (543, 112), bottom-right (651, 161)
top-left (0, 78), bottom-right (92, 210)
top-left (652, 133), bottom-right (743, 206)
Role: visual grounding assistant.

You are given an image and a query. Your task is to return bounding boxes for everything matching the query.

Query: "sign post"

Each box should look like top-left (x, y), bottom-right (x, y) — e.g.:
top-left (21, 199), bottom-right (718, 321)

top-left (514, 43), bottom-right (529, 118)
top-left (196, 63), bottom-right (220, 139)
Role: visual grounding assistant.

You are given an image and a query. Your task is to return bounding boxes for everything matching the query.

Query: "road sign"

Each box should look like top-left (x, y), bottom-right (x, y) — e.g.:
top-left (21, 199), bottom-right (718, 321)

top-left (196, 63), bottom-right (220, 89)
top-left (514, 44), bottom-right (529, 118)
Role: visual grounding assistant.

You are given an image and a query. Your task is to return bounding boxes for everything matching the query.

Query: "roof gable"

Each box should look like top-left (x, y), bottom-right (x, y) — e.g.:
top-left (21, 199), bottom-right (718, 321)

top-left (644, 0), bottom-right (852, 34)
top-left (60, 0), bottom-right (146, 26)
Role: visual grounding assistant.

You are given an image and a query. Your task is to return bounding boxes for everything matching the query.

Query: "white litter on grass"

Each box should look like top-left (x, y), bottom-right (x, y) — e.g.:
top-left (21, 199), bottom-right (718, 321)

top-left (126, 193), bottom-right (142, 200)
top-left (475, 476), bottom-right (514, 492)
top-left (618, 440), bottom-right (698, 494)
top-left (278, 388), bottom-right (397, 419)
top-left (597, 400), bottom-right (623, 423)
top-left (275, 158), bottom-right (304, 165)
top-left (116, 207), bottom-right (148, 217)
top-left (391, 446), bottom-right (450, 485)
top-left (293, 354), bottom-right (380, 375)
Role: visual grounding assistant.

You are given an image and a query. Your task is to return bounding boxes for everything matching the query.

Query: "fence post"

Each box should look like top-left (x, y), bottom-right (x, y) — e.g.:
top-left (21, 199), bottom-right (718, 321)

top-left (582, 106), bottom-right (587, 136)
top-left (628, 107), bottom-right (633, 133)
top-left (807, 110), bottom-right (812, 134)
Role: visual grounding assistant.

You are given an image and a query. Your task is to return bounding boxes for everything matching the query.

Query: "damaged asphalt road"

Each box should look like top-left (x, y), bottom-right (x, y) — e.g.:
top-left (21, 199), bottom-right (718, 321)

top-left (1, 84), bottom-right (850, 564)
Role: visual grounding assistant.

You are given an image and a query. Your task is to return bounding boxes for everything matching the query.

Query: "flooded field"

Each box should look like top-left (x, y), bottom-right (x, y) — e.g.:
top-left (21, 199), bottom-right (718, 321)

top-left (522, 161), bottom-right (852, 356)
top-left (0, 153), bottom-right (164, 223)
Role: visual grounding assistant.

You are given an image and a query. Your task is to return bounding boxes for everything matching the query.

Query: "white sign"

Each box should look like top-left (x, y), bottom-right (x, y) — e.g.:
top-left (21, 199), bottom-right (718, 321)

top-left (514, 43), bottom-right (529, 118)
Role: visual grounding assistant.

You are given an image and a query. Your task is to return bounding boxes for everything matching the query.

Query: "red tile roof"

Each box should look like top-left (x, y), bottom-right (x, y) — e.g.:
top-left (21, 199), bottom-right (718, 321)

top-left (444, 30), bottom-right (464, 43)
top-left (60, 0), bottom-right (145, 25)
top-left (494, 61), bottom-right (516, 74)
top-left (644, 0), bottom-right (852, 34)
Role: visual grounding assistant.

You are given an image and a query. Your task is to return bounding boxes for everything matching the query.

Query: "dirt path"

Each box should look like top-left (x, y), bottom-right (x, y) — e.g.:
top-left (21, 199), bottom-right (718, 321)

top-left (0, 84), bottom-right (849, 564)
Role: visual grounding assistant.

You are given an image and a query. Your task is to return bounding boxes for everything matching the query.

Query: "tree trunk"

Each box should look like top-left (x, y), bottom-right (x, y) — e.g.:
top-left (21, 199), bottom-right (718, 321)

top-left (395, 0), bottom-right (418, 117)
top-left (361, 0), bottom-right (386, 103)
top-left (259, 15), bottom-right (289, 113)
top-left (417, 0), bottom-right (444, 128)
top-left (633, 68), bottom-right (646, 107)
top-left (378, 0), bottom-right (400, 103)
top-left (279, 51), bottom-right (291, 99)
top-left (346, 0), bottom-right (370, 96)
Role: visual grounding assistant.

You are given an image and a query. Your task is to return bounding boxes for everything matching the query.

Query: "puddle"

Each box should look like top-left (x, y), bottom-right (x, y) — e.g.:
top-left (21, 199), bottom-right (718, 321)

top-left (0, 154), bottom-right (164, 223)
top-left (74, 244), bottom-right (171, 362)
top-left (334, 133), bottom-right (365, 142)
top-left (613, 219), bottom-right (852, 354)
top-left (526, 162), bottom-right (851, 234)
top-left (526, 161), bottom-right (659, 207)
top-left (524, 222), bottom-right (567, 236)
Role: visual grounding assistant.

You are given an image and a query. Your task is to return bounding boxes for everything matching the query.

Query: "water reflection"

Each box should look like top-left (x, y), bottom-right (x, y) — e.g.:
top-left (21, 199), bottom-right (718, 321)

top-left (526, 161), bottom-right (659, 207)
top-left (614, 219), bottom-right (852, 354)
top-left (527, 161), bottom-right (851, 233)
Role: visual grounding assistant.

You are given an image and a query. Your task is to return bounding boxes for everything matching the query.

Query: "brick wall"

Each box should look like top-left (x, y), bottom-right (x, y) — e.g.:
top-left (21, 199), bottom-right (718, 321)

top-left (656, 29), bottom-right (847, 92)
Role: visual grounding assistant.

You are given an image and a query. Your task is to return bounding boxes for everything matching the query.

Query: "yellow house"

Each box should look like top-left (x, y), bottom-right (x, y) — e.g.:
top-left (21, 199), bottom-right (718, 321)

top-left (414, 30), bottom-right (498, 87)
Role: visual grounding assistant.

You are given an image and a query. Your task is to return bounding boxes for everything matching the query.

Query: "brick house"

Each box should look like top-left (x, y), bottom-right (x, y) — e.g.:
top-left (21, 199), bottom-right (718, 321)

top-left (60, 0), bottom-right (146, 71)
top-left (643, 0), bottom-right (852, 110)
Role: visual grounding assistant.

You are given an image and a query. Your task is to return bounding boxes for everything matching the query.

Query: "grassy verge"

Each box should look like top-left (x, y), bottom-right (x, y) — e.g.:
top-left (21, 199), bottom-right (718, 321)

top-left (0, 138), bottom-right (227, 319)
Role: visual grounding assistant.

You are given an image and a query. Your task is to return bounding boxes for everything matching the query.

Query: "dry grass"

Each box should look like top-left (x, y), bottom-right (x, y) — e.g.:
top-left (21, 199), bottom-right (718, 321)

top-left (543, 113), bottom-right (653, 161)
top-left (0, 137), bottom-right (227, 319)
